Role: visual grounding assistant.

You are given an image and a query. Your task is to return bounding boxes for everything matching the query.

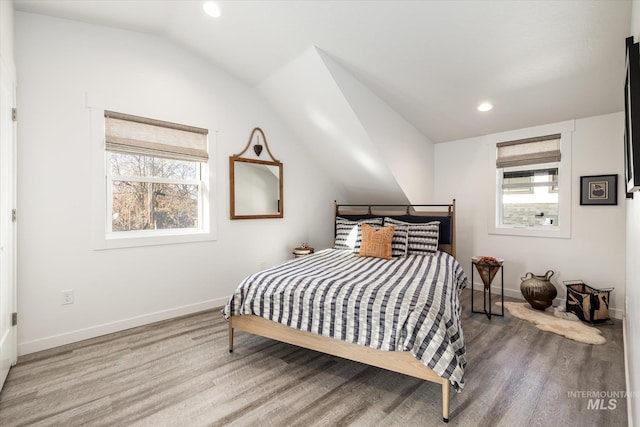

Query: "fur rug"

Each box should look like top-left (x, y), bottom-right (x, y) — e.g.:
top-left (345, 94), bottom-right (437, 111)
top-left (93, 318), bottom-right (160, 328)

top-left (496, 301), bottom-right (606, 345)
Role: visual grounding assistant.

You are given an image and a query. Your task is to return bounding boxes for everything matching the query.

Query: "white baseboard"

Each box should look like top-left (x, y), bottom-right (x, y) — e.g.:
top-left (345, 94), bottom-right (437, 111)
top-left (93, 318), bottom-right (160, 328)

top-left (18, 297), bottom-right (229, 356)
top-left (470, 281), bottom-right (623, 320)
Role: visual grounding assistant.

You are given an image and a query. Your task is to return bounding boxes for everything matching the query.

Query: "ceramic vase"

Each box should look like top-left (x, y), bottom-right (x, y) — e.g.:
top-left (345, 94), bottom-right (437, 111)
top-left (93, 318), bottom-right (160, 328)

top-left (520, 270), bottom-right (557, 310)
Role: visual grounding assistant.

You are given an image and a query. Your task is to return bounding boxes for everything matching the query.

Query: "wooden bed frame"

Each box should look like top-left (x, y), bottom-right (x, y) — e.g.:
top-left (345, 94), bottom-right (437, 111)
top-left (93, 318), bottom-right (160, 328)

top-left (228, 201), bottom-right (457, 423)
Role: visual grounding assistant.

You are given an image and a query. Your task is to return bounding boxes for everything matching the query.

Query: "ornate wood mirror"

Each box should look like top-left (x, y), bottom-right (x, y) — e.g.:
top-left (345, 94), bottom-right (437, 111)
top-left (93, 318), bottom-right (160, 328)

top-left (230, 128), bottom-right (283, 219)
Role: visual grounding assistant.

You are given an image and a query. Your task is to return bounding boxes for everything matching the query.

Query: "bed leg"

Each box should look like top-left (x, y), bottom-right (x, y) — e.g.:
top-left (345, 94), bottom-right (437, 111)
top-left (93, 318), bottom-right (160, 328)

top-left (228, 321), bottom-right (234, 353)
top-left (442, 381), bottom-right (450, 423)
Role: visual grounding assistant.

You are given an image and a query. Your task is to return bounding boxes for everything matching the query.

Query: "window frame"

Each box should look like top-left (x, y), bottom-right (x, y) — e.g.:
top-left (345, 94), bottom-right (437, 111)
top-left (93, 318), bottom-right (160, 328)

top-left (498, 163), bottom-right (560, 228)
top-left (90, 107), bottom-right (216, 250)
top-left (106, 154), bottom-right (204, 236)
top-left (489, 121), bottom-right (573, 239)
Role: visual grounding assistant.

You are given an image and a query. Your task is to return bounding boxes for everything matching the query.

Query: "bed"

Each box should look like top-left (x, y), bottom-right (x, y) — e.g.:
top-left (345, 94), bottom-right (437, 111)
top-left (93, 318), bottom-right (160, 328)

top-left (223, 201), bottom-right (467, 423)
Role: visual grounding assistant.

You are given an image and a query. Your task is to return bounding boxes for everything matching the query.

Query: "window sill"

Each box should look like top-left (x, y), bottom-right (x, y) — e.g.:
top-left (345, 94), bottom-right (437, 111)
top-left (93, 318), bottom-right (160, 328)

top-left (94, 229), bottom-right (216, 250)
top-left (489, 225), bottom-right (570, 239)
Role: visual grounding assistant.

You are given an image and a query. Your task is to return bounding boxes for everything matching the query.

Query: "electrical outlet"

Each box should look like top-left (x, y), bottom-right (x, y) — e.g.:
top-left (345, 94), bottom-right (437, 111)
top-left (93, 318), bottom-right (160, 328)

top-left (61, 289), bottom-right (74, 305)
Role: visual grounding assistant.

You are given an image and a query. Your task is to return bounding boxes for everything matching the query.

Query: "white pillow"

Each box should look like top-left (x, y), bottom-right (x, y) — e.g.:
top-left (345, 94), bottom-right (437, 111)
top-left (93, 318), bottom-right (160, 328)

top-left (334, 217), bottom-right (383, 252)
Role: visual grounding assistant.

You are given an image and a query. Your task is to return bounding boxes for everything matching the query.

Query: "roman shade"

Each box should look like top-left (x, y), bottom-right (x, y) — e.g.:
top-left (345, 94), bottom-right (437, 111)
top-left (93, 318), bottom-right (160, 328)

top-left (105, 111), bottom-right (209, 162)
top-left (496, 134), bottom-right (561, 168)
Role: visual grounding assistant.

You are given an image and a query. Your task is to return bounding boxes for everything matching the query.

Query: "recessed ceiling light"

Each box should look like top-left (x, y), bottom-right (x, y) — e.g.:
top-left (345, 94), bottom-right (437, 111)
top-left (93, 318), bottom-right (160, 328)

top-left (203, 2), bottom-right (221, 18)
top-left (478, 102), bottom-right (493, 112)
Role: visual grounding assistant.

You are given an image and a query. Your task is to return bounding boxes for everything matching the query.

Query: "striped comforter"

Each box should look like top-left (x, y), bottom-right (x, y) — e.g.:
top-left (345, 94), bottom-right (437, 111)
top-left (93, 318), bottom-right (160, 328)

top-left (223, 248), bottom-right (467, 391)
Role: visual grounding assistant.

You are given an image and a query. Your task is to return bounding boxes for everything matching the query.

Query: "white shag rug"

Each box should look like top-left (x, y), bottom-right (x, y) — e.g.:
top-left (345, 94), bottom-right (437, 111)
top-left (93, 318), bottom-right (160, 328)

top-left (496, 301), bottom-right (606, 345)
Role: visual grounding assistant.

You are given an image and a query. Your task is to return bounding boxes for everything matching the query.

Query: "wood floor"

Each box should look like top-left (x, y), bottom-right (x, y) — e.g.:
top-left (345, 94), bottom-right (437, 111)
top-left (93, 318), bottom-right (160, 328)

top-left (0, 289), bottom-right (627, 426)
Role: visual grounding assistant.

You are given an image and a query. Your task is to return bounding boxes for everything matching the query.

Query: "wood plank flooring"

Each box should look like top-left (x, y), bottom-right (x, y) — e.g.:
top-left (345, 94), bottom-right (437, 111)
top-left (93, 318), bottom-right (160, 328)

top-left (0, 289), bottom-right (627, 426)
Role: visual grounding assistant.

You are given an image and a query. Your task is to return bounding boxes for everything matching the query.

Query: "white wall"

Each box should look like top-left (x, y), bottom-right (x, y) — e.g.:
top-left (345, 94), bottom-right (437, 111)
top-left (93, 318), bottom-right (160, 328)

top-left (15, 12), bottom-right (344, 355)
top-left (259, 46), bottom-right (436, 205)
top-left (627, 197), bottom-right (640, 427)
top-left (435, 113), bottom-right (626, 318)
top-left (626, 3), bottom-right (640, 426)
top-left (318, 50), bottom-right (435, 204)
top-left (258, 46), bottom-right (409, 204)
top-left (0, 0), bottom-right (14, 71)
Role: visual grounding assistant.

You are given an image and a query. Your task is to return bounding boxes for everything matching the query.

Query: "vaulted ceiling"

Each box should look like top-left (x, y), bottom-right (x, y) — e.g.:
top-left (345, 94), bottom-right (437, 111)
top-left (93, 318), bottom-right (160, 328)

top-left (13, 0), bottom-right (632, 144)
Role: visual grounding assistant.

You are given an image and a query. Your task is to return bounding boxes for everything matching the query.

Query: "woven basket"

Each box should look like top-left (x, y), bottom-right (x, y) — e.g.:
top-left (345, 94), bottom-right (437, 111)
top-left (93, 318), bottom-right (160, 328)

top-left (564, 280), bottom-right (613, 323)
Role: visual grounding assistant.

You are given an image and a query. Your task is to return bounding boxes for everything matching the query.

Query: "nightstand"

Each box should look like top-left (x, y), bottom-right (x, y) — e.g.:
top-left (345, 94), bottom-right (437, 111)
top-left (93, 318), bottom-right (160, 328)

top-left (292, 245), bottom-right (314, 258)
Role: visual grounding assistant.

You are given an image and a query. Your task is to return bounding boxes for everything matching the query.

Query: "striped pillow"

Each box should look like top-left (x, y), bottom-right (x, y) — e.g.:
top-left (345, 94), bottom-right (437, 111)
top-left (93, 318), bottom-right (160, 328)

top-left (384, 217), bottom-right (440, 255)
top-left (357, 224), bottom-right (394, 260)
top-left (334, 217), bottom-right (383, 251)
top-left (390, 223), bottom-right (409, 257)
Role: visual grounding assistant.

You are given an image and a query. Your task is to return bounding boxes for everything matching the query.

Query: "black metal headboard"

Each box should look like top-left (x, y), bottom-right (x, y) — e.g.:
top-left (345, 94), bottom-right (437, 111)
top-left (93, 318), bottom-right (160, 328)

top-left (334, 200), bottom-right (456, 257)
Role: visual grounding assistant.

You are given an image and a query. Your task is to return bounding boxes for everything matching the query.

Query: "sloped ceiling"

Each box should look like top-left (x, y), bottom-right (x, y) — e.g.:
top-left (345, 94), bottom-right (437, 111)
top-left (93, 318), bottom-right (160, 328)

top-left (12, 0), bottom-right (631, 143)
top-left (258, 46), bottom-right (431, 204)
top-left (11, 0), bottom-right (633, 203)
top-left (316, 49), bottom-right (437, 205)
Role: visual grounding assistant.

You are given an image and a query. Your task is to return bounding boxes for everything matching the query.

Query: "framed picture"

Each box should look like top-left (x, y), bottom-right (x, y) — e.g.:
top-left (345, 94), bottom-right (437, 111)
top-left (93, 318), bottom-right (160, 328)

top-left (580, 174), bottom-right (617, 206)
top-left (625, 37), bottom-right (640, 192)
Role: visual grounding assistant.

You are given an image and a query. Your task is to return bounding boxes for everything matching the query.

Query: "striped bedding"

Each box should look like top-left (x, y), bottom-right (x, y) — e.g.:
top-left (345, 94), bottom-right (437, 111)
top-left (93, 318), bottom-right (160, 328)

top-left (223, 248), bottom-right (467, 391)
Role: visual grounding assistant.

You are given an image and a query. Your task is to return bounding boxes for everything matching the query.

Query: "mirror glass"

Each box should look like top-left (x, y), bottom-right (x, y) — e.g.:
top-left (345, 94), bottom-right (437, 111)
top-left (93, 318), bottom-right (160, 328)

top-left (230, 157), bottom-right (283, 219)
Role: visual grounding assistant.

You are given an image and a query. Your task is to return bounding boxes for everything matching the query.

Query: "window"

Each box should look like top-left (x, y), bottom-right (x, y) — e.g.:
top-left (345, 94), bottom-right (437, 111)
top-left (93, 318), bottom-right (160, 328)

top-left (108, 153), bottom-right (201, 232)
top-left (500, 165), bottom-right (559, 227)
top-left (502, 168), bottom-right (558, 195)
top-left (104, 111), bottom-right (209, 238)
top-left (503, 170), bottom-right (535, 194)
top-left (490, 126), bottom-right (572, 239)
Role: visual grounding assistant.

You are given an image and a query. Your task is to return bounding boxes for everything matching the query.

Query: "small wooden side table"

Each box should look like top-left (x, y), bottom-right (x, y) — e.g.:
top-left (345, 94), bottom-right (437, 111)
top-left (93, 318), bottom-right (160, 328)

top-left (471, 256), bottom-right (504, 319)
top-left (292, 245), bottom-right (314, 258)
